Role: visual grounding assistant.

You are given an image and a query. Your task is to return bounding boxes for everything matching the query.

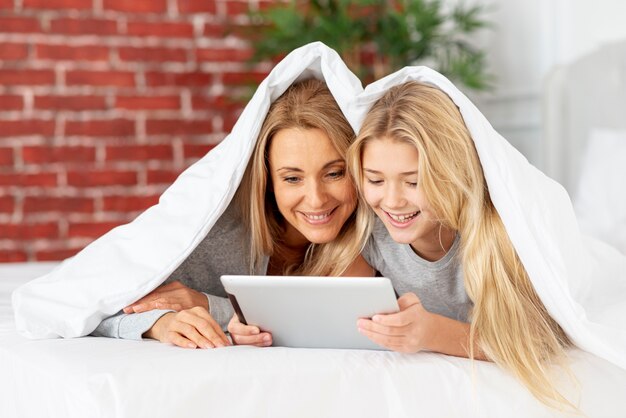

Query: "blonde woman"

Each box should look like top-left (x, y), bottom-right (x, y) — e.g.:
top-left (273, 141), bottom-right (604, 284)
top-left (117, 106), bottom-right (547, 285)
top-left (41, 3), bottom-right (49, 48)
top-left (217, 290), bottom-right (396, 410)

top-left (93, 79), bottom-right (371, 349)
top-left (347, 81), bottom-right (571, 406)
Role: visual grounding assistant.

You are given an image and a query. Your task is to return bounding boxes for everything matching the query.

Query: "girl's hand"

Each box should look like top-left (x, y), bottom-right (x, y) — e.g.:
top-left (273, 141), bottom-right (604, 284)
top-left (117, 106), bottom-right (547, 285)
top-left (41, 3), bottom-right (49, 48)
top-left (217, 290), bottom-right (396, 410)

top-left (228, 314), bottom-right (272, 347)
top-left (124, 281), bottom-right (208, 314)
top-left (145, 306), bottom-right (231, 349)
top-left (357, 292), bottom-right (435, 353)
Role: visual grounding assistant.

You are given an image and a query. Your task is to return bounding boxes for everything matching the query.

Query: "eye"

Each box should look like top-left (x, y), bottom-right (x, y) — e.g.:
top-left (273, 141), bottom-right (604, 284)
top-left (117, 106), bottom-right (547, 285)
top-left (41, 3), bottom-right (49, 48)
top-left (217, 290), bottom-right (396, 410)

top-left (326, 169), bottom-right (345, 180)
top-left (406, 182), bottom-right (418, 188)
top-left (366, 178), bottom-right (383, 186)
top-left (283, 176), bottom-right (301, 184)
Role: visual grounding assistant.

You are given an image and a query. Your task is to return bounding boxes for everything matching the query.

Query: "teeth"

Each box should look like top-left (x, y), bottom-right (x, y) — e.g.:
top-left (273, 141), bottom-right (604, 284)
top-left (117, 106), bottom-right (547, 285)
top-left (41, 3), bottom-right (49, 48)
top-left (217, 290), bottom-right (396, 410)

top-left (388, 211), bottom-right (419, 223)
top-left (304, 211), bottom-right (331, 220)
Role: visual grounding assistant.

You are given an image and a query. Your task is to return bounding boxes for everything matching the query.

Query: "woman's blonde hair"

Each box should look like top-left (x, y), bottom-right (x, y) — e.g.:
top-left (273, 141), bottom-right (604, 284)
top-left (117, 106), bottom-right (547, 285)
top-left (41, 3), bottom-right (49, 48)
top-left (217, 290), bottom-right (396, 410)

top-left (236, 78), bottom-right (364, 276)
top-left (347, 81), bottom-right (572, 408)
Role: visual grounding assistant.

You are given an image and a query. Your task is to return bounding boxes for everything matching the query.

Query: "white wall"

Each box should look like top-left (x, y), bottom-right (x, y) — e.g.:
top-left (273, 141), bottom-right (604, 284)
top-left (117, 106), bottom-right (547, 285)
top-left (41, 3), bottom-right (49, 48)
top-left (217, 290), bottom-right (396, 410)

top-left (462, 0), bottom-right (626, 169)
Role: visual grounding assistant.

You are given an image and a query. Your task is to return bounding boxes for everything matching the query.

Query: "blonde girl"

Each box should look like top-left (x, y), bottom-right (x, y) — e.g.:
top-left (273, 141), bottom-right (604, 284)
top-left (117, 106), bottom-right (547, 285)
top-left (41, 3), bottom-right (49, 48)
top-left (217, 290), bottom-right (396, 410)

top-left (347, 80), bottom-right (571, 407)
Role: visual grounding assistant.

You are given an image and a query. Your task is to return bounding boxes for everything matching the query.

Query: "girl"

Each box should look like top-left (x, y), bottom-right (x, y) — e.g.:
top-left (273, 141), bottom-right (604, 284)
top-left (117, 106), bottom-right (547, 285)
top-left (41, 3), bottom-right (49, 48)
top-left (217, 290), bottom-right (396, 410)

top-left (93, 79), bottom-right (371, 349)
top-left (347, 81), bottom-right (571, 406)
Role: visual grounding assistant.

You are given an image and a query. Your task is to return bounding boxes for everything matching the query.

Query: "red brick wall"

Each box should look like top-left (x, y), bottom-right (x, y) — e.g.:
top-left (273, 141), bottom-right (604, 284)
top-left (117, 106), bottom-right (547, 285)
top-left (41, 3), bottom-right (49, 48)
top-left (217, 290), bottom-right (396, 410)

top-left (0, 0), bottom-right (271, 262)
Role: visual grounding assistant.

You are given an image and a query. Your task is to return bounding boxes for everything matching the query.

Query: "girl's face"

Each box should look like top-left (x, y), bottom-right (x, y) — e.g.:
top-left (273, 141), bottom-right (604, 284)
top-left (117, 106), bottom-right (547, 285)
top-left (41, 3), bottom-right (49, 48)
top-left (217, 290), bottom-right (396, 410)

top-left (268, 128), bottom-right (356, 248)
top-left (361, 138), bottom-right (451, 257)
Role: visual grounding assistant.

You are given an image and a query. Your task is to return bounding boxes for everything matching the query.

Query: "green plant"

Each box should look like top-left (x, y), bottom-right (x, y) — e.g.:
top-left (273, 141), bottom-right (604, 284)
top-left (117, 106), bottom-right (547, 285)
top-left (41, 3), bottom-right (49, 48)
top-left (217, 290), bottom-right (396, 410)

top-left (246, 0), bottom-right (492, 90)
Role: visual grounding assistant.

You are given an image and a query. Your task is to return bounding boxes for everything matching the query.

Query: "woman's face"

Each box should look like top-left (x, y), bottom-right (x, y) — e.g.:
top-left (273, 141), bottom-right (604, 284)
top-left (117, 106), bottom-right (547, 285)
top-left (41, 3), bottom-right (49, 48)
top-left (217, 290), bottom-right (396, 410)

top-left (361, 138), bottom-right (448, 255)
top-left (268, 128), bottom-right (356, 247)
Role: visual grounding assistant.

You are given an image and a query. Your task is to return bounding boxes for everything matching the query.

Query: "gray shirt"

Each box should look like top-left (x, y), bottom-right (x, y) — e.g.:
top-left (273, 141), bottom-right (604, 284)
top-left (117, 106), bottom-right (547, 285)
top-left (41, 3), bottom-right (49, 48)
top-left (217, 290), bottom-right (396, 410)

top-left (92, 202), bottom-right (268, 340)
top-left (362, 218), bottom-right (472, 323)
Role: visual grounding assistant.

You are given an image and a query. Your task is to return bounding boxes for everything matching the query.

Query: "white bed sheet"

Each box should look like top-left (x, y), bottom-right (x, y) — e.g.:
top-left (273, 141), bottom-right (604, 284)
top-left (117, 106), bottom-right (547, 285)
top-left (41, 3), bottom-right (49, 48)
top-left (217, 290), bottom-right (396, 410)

top-left (1, 263), bottom-right (625, 418)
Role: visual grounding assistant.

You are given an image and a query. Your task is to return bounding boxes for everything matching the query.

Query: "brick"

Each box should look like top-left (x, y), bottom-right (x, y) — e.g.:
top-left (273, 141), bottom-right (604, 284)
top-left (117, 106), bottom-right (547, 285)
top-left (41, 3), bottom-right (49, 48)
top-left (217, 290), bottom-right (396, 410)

top-left (67, 170), bottom-right (137, 187)
top-left (0, 250), bottom-right (28, 263)
top-left (103, 0), bottom-right (166, 13)
top-left (0, 69), bottom-right (55, 86)
top-left (224, 1), bottom-right (249, 16)
top-left (0, 120), bottom-right (55, 137)
top-left (50, 18), bottom-right (118, 35)
top-left (105, 145), bottom-right (173, 161)
top-left (23, 196), bottom-right (93, 212)
top-left (118, 46), bottom-right (187, 63)
top-left (196, 47), bottom-right (252, 62)
top-left (203, 23), bottom-right (227, 38)
top-left (177, 0), bottom-right (216, 14)
top-left (127, 21), bottom-right (193, 38)
top-left (184, 143), bottom-right (215, 158)
top-left (23, 0), bottom-right (92, 10)
top-left (0, 148), bottom-right (13, 166)
top-left (65, 118), bottom-right (135, 137)
top-left (258, 0), bottom-right (278, 12)
top-left (0, 43), bottom-right (29, 60)
top-left (36, 246), bottom-right (81, 261)
top-left (0, 95), bottom-right (23, 110)
top-left (103, 194), bottom-right (160, 211)
top-left (191, 95), bottom-right (238, 111)
top-left (223, 71), bottom-right (268, 85)
top-left (0, 196), bottom-right (14, 213)
top-left (0, 222), bottom-right (59, 239)
top-left (36, 44), bottom-right (109, 61)
top-left (223, 107), bottom-right (243, 132)
top-left (0, 0), bottom-right (13, 9)
top-left (22, 146), bottom-right (96, 164)
top-left (34, 95), bottom-right (107, 110)
top-left (0, 172), bottom-right (58, 187)
top-left (66, 70), bottom-right (135, 87)
top-left (146, 119), bottom-right (213, 135)
top-left (115, 95), bottom-right (180, 110)
top-left (146, 168), bottom-right (180, 184)
top-left (68, 221), bottom-right (123, 238)
top-left (0, 17), bottom-right (41, 33)
top-left (146, 71), bottom-right (213, 87)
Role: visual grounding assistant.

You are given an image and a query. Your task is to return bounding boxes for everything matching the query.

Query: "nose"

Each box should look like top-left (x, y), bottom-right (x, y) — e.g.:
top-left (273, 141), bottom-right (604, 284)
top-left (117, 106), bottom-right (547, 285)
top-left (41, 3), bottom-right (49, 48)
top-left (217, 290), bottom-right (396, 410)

top-left (305, 179), bottom-right (328, 208)
top-left (382, 183), bottom-right (406, 209)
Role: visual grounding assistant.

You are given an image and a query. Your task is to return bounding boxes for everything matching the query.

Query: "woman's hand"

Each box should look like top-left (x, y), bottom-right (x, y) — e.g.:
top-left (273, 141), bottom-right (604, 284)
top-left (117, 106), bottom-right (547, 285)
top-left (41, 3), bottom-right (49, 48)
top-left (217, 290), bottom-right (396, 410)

top-left (124, 281), bottom-right (208, 314)
top-left (227, 314), bottom-right (272, 347)
top-left (144, 307), bottom-right (231, 349)
top-left (357, 292), bottom-right (435, 353)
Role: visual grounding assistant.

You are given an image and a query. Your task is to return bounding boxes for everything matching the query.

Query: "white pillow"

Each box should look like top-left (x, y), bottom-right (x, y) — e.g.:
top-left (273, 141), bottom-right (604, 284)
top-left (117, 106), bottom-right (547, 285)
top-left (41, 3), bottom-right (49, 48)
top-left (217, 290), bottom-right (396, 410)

top-left (574, 129), bottom-right (626, 254)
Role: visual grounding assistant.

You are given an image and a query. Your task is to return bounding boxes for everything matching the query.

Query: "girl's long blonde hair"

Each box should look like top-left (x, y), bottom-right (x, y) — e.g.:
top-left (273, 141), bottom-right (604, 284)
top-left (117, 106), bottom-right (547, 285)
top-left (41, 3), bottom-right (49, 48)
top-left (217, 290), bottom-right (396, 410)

top-left (347, 81), bottom-right (572, 407)
top-left (236, 78), bottom-right (365, 276)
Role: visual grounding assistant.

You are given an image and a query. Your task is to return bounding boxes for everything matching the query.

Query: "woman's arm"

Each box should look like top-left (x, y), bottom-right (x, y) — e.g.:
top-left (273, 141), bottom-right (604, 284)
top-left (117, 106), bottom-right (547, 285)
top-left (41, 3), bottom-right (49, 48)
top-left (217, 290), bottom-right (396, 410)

top-left (357, 292), bottom-right (488, 360)
top-left (91, 310), bottom-right (173, 340)
top-left (143, 307), bottom-right (231, 349)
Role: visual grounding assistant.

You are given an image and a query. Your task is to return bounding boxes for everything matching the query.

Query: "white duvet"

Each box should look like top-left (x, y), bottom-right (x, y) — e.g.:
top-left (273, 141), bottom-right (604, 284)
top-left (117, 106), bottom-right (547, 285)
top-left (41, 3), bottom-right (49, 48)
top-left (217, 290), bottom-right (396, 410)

top-left (11, 42), bottom-right (626, 375)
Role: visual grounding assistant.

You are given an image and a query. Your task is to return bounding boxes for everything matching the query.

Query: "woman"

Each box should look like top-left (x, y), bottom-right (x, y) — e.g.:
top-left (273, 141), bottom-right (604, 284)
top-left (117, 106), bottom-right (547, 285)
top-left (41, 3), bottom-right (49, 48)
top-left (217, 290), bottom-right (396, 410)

top-left (347, 81), bottom-right (571, 407)
top-left (93, 79), bottom-right (371, 349)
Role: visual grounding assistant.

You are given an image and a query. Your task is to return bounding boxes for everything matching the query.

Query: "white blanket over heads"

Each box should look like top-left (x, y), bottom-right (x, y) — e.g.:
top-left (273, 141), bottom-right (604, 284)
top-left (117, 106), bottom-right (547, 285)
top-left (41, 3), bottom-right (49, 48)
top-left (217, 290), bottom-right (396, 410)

top-left (12, 42), bottom-right (626, 372)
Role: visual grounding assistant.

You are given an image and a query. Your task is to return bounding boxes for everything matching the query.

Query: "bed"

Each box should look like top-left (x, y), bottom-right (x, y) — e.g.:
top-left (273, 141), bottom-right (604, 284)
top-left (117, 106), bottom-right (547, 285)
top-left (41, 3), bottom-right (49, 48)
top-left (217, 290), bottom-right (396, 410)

top-left (0, 263), bottom-right (624, 417)
top-left (3, 42), bottom-right (626, 417)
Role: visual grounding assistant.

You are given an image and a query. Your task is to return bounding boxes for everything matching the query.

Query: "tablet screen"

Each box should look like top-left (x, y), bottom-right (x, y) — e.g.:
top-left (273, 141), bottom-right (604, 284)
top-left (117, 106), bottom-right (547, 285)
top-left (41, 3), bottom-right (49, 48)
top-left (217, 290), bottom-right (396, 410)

top-left (220, 275), bottom-right (399, 350)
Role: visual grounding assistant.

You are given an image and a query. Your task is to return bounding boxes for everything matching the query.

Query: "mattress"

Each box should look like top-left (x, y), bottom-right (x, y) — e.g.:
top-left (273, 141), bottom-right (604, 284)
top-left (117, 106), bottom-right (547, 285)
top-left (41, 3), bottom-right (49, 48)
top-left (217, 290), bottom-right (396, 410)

top-left (1, 263), bottom-right (625, 418)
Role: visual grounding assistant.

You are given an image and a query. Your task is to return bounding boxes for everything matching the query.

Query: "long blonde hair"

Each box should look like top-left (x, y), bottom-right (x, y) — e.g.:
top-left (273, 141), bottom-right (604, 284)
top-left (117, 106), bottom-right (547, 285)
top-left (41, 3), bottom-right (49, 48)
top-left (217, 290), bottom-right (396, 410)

top-left (347, 81), bottom-right (572, 407)
top-left (236, 78), bottom-right (365, 276)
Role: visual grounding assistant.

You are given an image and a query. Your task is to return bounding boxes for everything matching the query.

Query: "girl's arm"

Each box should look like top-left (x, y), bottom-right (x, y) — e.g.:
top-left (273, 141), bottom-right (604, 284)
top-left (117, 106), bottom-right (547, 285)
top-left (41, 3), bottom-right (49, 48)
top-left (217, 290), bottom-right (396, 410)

top-left (357, 292), bottom-right (488, 361)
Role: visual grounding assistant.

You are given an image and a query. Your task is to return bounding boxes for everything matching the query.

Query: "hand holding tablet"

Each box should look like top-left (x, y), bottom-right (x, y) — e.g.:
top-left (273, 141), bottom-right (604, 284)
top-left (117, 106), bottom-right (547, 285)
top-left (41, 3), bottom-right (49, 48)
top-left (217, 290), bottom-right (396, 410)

top-left (220, 275), bottom-right (399, 350)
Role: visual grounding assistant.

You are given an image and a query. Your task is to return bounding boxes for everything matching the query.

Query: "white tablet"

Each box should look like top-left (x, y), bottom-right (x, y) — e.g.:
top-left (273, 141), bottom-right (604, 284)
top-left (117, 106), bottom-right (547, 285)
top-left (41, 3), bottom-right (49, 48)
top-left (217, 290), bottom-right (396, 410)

top-left (220, 275), bottom-right (399, 350)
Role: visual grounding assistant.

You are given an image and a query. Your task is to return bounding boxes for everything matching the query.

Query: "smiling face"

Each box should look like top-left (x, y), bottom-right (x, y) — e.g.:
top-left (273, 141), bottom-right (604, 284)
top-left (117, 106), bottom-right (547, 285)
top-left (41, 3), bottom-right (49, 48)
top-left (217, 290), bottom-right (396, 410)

top-left (268, 127), bottom-right (357, 247)
top-left (361, 137), bottom-right (454, 259)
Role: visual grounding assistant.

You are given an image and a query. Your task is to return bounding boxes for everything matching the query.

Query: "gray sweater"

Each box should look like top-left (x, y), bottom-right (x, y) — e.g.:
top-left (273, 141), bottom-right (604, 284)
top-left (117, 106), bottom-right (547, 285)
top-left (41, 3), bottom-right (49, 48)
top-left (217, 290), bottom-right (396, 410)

top-left (362, 218), bottom-right (472, 323)
top-left (92, 203), bottom-right (268, 340)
